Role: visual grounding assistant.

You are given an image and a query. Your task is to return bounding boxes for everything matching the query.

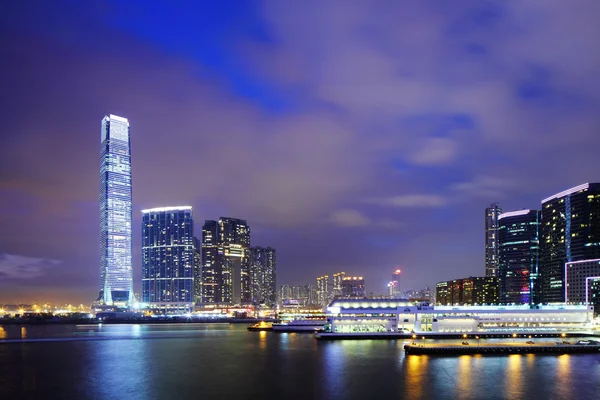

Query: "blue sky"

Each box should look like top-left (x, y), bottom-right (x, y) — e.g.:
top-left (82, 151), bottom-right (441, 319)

top-left (1, 0), bottom-right (600, 303)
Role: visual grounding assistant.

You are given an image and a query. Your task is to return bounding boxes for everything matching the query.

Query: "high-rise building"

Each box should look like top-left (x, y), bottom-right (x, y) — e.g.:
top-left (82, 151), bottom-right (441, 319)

top-left (498, 209), bottom-right (540, 305)
top-left (391, 269), bottom-right (402, 298)
top-left (565, 259), bottom-right (600, 305)
top-left (332, 272), bottom-right (346, 298)
top-left (250, 247), bottom-right (276, 307)
top-left (141, 207), bottom-right (195, 312)
top-left (98, 114), bottom-right (133, 306)
top-left (485, 202), bottom-right (503, 277)
top-left (201, 218), bottom-right (251, 305)
top-left (316, 275), bottom-right (329, 307)
top-left (193, 236), bottom-right (202, 304)
top-left (436, 277), bottom-right (499, 305)
top-left (540, 183), bottom-right (600, 303)
top-left (341, 276), bottom-right (365, 298)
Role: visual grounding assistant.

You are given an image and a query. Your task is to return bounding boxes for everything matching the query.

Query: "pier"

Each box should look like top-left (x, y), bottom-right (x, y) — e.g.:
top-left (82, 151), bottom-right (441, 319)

top-left (404, 343), bottom-right (600, 355)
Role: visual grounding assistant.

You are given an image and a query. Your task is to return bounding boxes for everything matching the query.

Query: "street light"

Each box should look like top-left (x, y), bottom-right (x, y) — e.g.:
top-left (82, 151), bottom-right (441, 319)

top-left (476, 336), bottom-right (480, 347)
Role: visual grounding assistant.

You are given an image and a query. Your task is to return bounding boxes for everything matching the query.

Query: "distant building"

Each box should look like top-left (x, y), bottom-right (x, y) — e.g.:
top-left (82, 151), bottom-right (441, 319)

top-left (485, 203), bottom-right (502, 277)
top-left (250, 247), bottom-right (276, 307)
top-left (391, 269), bottom-right (401, 298)
top-left (193, 237), bottom-right (201, 304)
top-left (316, 276), bottom-right (330, 307)
top-left (141, 207), bottom-right (195, 312)
top-left (341, 276), bottom-right (365, 298)
top-left (279, 284), bottom-right (317, 306)
top-left (436, 277), bottom-right (498, 306)
top-left (332, 272), bottom-right (346, 299)
top-left (201, 218), bottom-right (251, 305)
top-left (565, 259), bottom-right (600, 305)
top-left (498, 209), bottom-right (540, 305)
top-left (98, 114), bottom-right (133, 306)
top-left (540, 183), bottom-right (600, 303)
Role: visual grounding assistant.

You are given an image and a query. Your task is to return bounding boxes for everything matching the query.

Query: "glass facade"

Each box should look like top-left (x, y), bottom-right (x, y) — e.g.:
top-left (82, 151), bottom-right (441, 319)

top-left (485, 202), bottom-right (502, 277)
top-left (250, 247), bottom-right (277, 307)
top-left (201, 218), bottom-right (251, 305)
top-left (498, 210), bottom-right (540, 305)
top-left (142, 207), bottom-right (195, 303)
top-left (435, 277), bottom-right (499, 305)
top-left (540, 183), bottom-right (600, 303)
top-left (99, 114), bottom-right (133, 305)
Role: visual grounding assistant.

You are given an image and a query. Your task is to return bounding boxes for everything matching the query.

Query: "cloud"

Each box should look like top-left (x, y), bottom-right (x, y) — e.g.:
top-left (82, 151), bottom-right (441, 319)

top-left (408, 137), bottom-right (459, 166)
top-left (451, 175), bottom-right (518, 199)
top-left (368, 195), bottom-right (447, 208)
top-left (329, 209), bottom-right (371, 227)
top-left (0, 253), bottom-right (60, 280)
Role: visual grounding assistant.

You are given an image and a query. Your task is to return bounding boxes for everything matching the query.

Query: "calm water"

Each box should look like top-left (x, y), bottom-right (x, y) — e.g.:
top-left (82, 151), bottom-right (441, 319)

top-left (1, 324), bottom-right (600, 399)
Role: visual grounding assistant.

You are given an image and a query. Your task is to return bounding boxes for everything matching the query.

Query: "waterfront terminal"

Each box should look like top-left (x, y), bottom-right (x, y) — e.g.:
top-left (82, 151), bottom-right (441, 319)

top-left (315, 298), bottom-right (599, 340)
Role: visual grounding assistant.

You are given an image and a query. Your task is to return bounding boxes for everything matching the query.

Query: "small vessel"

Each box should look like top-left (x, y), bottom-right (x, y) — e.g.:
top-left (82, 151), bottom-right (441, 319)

top-left (247, 321), bottom-right (273, 331)
top-left (271, 318), bottom-right (327, 333)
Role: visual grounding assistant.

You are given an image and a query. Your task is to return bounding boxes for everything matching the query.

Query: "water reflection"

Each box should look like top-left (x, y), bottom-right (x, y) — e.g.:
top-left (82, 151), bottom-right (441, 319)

top-left (0, 326), bottom-right (6, 339)
top-left (21, 326), bottom-right (27, 339)
top-left (505, 355), bottom-right (523, 398)
top-left (259, 330), bottom-right (267, 349)
top-left (456, 356), bottom-right (472, 399)
top-left (555, 355), bottom-right (571, 399)
top-left (405, 355), bottom-right (428, 399)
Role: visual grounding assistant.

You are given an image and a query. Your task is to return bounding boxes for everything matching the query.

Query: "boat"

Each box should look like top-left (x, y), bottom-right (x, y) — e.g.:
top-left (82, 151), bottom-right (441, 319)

top-left (271, 318), bottom-right (326, 333)
top-left (247, 321), bottom-right (273, 331)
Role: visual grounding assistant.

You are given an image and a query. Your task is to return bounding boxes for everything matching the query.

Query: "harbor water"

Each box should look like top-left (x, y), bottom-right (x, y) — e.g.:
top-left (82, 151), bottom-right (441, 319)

top-left (1, 323), bottom-right (599, 399)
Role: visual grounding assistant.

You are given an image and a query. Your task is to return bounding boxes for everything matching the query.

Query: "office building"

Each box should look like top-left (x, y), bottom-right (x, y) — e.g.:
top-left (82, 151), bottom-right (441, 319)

top-left (390, 269), bottom-right (402, 298)
top-left (98, 114), bottom-right (133, 306)
top-left (485, 203), bottom-right (502, 277)
top-left (436, 277), bottom-right (498, 306)
top-left (498, 209), bottom-right (540, 305)
top-left (540, 183), bottom-right (600, 303)
top-left (341, 276), bottom-right (365, 298)
top-left (332, 272), bottom-right (345, 299)
top-left (193, 237), bottom-right (201, 304)
top-left (201, 218), bottom-right (251, 305)
top-left (565, 258), bottom-right (600, 305)
top-left (316, 276), bottom-right (329, 307)
top-left (250, 247), bottom-right (276, 307)
top-left (141, 207), bottom-right (195, 313)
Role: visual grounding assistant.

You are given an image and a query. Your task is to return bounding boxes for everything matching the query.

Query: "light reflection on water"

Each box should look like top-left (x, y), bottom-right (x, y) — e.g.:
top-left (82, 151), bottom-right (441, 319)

top-left (1, 325), bottom-right (600, 400)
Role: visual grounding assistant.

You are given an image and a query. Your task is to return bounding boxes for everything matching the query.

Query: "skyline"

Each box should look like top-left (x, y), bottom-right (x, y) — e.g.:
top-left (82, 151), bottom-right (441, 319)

top-left (2, 1), bottom-right (600, 304)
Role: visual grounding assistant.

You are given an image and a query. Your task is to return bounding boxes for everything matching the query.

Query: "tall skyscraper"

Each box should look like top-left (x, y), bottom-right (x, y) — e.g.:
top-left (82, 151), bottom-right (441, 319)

top-left (201, 218), bottom-right (251, 305)
top-left (341, 276), bottom-right (365, 298)
top-left (98, 114), bottom-right (133, 306)
top-left (141, 207), bottom-right (195, 311)
top-left (540, 183), bottom-right (600, 303)
top-left (250, 247), bottom-right (276, 307)
top-left (391, 269), bottom-right (401, 298)
top-left (485, 202), bottom-right (502, 277)
top-left (332, 272), bottom-right (346, 298)
top-left (193, 237), bottom-right (202, 304)
top-left (498, 209), bottom-right (540, 305)
top-left (316, 275), bottom-right (329, 307)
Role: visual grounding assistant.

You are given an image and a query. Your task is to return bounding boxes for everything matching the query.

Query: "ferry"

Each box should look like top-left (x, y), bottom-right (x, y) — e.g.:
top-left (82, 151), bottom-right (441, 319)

top-left (247, 321), bottom-right (273, 332)
top-left (272, 318), bottom-right (326, 333)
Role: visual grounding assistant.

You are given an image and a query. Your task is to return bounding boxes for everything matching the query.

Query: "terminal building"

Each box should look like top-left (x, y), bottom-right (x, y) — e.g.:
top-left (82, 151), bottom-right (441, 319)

top-left (325, 298), bottom-right (593, 335)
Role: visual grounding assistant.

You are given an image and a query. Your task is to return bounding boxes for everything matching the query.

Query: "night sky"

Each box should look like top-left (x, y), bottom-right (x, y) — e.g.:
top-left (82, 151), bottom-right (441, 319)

top-left (1, 1), bottom-right (600, 304)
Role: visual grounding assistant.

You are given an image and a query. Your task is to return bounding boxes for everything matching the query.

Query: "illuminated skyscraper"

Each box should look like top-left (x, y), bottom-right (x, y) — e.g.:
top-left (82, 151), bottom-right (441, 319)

top-left (498, 209), bottom-right (540, 305)
top-left (316, 275), bottom-right (329, 307)
top-left (332, 272), bottom-right (345, 298)
top-left (391, 269), bottom-right (401, 298)
top-left (142, 207), bottom-right (195, 312)
top-left (250, 247), bottom-right (276, 307)
top-left (341, 276), bottom-right (365, 298)
top-left (98, 114), bottom-right (133, 306)
top-left (485, 203), bottom-right (502, 277)
top-left (540, 183), bottom-right (600, 303)
top-left (201, 218), bottom-right (251, 305)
